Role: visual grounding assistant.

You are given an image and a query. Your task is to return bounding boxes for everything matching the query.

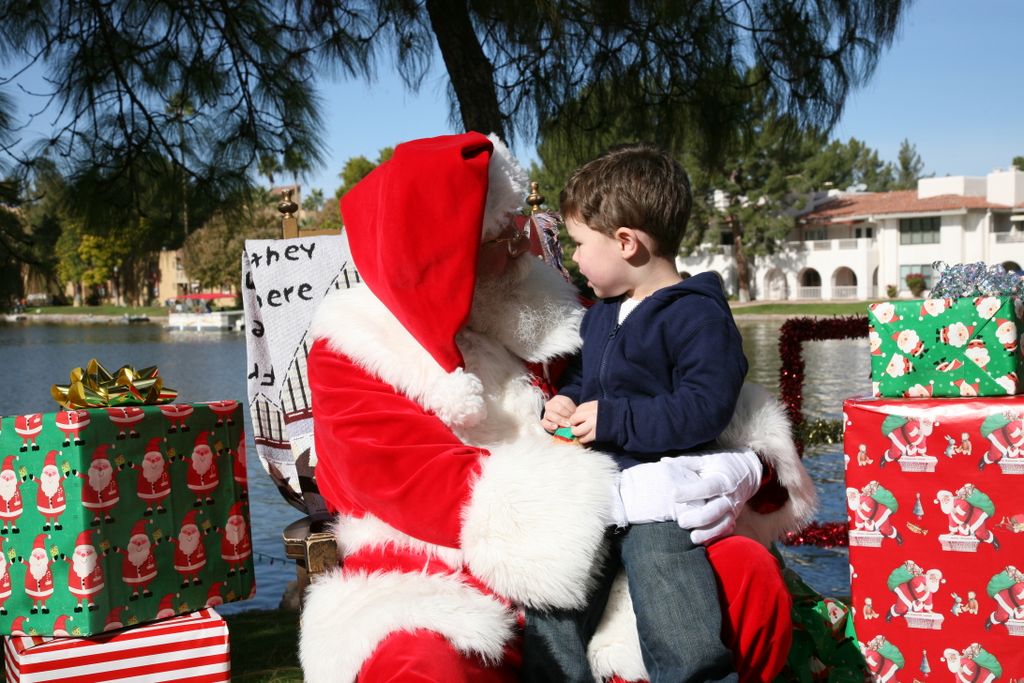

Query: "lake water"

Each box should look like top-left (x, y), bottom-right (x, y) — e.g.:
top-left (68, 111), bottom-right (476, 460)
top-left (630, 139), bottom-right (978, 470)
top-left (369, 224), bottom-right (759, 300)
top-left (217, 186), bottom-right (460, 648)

top-left (0, 318), bottom-right (870, 610)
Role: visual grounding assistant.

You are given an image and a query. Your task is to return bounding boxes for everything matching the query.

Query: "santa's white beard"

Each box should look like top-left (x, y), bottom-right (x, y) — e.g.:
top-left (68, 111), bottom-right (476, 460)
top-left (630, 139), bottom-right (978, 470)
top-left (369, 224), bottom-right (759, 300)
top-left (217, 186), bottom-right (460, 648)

top-left (127, 539), bottom-right (152, 568)
top-left (225, 517), bottom-right (246, 545)
top-left (88, 464), bottom-right (112, 492)
top-left (178, 527), bottom-right (200, 555)
top-left (192, 450), bottom-right (212, 475)
top-left (73, 549), bottom-right (97, 578)
top-left (0, 474), bottom-right (17, 501)
top-left (40, 469), bottom-right (60, 497)
top-left (142, 457), bottom-right (164, 483)
top-left (29, 553), bottom-right (49, 580)
top-left (466, 256), bottom-right (580, 362)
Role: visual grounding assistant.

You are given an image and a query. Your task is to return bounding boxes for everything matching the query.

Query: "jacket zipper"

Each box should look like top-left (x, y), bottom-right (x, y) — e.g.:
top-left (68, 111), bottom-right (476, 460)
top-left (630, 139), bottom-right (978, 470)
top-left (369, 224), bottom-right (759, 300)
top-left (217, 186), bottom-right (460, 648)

top-left (598, 323), bottom-right (620, 399)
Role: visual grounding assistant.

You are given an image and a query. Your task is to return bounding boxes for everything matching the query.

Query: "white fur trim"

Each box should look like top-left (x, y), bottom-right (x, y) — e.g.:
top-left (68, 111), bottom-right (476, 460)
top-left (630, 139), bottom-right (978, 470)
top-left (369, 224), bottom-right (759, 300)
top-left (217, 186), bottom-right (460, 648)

top-left (331, 513), bottom-right (466, 570)
top-left (588, 571), bottom-right (648, 682)
top-left (311, 286), bottom-right (487, 429)
top-left (461, 436), bottom-right (618, 610)
top-left (719, 384), bottom-right (819, 546)
top-left (483, 134), bottom-right (529, 240)
top-left (299, 569), bottom-right (514, 683)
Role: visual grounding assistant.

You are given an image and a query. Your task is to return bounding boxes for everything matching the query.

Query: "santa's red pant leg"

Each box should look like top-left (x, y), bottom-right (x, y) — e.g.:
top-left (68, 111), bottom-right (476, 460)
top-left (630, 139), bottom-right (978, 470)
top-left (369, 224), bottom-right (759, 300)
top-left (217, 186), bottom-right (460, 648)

top-left (359, 630), bottom-right (517, 682)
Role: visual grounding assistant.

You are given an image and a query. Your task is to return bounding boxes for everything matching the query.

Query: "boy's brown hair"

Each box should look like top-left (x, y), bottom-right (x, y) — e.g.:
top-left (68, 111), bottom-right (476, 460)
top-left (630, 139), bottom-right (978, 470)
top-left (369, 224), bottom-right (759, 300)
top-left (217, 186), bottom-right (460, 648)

top-left (560, 143), bottom-right (692, 258)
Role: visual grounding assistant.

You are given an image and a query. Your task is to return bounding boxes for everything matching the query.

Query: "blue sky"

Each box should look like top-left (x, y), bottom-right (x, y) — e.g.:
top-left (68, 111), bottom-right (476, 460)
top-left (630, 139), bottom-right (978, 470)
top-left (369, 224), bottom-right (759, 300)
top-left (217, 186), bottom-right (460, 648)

top-left (6, 0), bottom-right (1024, 196)
top-left (310, 0), bottom-right (1024, 195)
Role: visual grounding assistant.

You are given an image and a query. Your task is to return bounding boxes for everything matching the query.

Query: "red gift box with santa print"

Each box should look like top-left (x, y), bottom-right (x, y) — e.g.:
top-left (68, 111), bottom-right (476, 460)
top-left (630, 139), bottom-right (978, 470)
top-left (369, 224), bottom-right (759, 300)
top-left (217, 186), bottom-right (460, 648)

top-left (3, 607), bottom-right (230, 682)
top-left (844, 395), bottom-right (1024, 682)
top-left (0, 403), bottom-right (254, 636)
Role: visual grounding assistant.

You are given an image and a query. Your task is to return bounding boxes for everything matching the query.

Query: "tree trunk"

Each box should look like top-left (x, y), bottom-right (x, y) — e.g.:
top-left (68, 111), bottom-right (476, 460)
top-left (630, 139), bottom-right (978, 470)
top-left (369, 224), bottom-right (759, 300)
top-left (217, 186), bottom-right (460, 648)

top-left (732, 221), bottom-right (753, 303)
top-left (424, 0), bottom-right (506, 139)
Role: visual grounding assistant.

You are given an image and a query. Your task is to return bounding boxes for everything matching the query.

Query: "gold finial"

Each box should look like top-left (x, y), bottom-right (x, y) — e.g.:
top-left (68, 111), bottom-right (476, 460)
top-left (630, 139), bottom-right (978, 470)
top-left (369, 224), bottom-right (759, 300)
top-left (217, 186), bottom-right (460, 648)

top-left (278, 187), bottom-right (299, 238)
top-left (527, 181), bottom-right (545, 214)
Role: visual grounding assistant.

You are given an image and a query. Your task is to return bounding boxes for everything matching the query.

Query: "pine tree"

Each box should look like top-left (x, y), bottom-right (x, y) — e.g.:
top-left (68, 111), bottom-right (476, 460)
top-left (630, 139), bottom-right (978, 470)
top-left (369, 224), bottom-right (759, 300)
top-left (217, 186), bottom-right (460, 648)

top-left (913, 493), bottom-right (924, 518)
top-left (920, 649), bottom-right (931, 675)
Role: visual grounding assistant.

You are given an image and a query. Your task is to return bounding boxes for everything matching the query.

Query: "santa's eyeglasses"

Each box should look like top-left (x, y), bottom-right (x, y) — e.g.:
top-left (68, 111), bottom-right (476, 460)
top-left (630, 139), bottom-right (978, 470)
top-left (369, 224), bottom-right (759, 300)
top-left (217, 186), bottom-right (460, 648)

top-left (483, 228), bottom-right (530, 258)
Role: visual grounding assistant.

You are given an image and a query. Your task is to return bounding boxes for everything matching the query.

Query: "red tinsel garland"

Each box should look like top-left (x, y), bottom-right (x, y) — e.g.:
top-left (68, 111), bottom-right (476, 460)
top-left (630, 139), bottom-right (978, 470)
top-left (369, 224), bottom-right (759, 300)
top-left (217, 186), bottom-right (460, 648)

top-left (777, 315), bottom-right (868, 548)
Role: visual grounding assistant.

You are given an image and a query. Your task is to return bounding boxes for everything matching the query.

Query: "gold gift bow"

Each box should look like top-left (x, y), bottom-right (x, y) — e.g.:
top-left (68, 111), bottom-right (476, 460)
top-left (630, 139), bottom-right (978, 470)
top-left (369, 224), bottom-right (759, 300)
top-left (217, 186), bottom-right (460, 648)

top-left (51, 359), bottom-right (177, 409)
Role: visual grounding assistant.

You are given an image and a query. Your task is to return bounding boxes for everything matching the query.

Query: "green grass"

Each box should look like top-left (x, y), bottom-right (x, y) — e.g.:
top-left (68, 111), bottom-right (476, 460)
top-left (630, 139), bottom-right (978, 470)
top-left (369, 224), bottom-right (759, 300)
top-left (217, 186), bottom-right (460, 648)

top-left (730, 301), bottom-right (880, 316)
top-left (225, 609), bottom-right (303, 682)
top-left (23, 305), bottom-right (170, 317)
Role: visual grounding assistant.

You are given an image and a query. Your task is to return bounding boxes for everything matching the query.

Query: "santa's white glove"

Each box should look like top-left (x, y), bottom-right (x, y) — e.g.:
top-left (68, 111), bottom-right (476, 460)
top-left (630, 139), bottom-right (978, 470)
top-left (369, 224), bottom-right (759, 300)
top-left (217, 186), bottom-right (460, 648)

top-left (607, 448), bottom-right (763, 545)
top-left (669, 448), bottom-right (763, 544)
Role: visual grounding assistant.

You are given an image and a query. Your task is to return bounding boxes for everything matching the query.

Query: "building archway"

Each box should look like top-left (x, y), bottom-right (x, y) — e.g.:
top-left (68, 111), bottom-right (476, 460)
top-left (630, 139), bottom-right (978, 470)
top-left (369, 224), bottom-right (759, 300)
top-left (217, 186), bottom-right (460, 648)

top-left (763, 268), bottom-right (788, 300)
top-left (832, 267), bottom-right (858, 299)
top-left (797, 268), bottom-right (821, 299)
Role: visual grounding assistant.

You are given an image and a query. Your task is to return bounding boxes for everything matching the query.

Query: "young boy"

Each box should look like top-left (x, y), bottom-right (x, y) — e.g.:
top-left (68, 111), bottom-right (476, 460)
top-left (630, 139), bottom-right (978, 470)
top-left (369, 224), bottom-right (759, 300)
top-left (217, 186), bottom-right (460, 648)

top-left (523, 143), bottom-right (749, 682)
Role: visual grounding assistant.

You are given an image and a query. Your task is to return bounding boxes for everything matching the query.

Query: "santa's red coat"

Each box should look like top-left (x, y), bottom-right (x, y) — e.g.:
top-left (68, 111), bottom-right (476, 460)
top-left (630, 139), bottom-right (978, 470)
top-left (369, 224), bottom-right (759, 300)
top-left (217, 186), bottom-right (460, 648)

top-left (67, 562), bottom-right (105, 598)
top-left (136, 469), bottom-right (171, 502)
top-left (220, 531), bottom-right (252, 563)
top-left (121, 552), bottom-right (157, 586)
top-left (187, 460), bottom-right (219, 494)
top-left (80, 474), bottom-right (119, 512)
top-left (36, 482), bottom-right (66, 518)
top-left (23, 565), bottom-right (54, 600)
top-left (300, 267), bottom-right (802, 683)
top-left (0, 489), bottom-right (23, 521)
top-left (173, 542), bottom-right (207, 575)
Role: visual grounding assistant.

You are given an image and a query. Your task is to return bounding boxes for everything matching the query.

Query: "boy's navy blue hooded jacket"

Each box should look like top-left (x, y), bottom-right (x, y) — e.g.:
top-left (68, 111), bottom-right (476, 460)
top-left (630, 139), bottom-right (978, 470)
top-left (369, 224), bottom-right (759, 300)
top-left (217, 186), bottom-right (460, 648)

top-left (559, 272), bottom-right (748, 468)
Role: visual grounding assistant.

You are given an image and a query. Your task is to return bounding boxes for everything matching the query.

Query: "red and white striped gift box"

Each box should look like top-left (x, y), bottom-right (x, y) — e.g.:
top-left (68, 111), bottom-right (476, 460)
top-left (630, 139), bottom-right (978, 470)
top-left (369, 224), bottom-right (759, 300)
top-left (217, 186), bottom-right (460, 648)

top-left (3, 608), bottom-right (230, 683)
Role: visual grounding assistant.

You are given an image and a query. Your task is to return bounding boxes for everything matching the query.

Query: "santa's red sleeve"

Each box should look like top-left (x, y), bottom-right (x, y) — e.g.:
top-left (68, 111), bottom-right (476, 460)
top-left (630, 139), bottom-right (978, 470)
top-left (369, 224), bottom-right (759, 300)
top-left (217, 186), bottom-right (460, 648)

top-left (309, 339), bottom-right (619, 611)
top-left (309, 339), bottom-right (484, 549)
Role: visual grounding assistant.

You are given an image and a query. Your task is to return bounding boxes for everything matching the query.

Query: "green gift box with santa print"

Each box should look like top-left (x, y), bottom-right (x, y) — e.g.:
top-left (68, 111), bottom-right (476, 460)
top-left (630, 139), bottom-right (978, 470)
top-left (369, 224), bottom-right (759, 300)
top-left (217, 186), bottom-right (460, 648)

top-left (868, 295), bottom-right (1024, 398)
top-left (0, 402), bottom-right (253, 636)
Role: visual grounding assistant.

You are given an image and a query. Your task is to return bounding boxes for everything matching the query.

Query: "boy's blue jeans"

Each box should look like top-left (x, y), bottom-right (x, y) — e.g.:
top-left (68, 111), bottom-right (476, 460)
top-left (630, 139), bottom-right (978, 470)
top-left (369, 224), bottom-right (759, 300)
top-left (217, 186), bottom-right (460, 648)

top-left (522, 521), bottom-right (737, 683)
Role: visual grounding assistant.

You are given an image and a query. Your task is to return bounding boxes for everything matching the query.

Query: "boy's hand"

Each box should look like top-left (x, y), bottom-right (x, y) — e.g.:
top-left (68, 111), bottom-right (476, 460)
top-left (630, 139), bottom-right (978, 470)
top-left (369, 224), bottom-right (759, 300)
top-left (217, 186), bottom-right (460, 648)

top-left (570, 401), bottom-right (599, 444)
top-left (541, 395), bottom-right (577, 433)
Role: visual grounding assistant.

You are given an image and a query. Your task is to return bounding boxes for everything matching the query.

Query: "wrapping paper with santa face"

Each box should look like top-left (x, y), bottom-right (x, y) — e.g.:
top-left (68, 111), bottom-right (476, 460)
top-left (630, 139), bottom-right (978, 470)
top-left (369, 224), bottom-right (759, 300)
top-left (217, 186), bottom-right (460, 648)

top-left (843, 395), bottom-right (1024, 682)
top-left (868, 296), bottom-right (1024, 398)
top-left (0, 403), bottom-right (253, 636)
top-left (3, 607), bottom-right (230, 682)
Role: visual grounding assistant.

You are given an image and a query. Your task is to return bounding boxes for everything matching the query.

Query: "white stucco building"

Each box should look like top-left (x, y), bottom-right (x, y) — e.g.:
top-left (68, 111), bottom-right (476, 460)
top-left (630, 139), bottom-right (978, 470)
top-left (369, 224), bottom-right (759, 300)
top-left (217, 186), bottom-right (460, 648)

top-left (678, 168), bottom-right (1024, 300)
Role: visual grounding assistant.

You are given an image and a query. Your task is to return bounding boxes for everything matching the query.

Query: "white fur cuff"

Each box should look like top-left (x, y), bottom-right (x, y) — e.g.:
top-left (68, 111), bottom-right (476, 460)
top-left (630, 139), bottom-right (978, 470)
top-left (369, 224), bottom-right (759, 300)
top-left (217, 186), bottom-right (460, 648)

top-left (460, 436), bottom-right (619, 610)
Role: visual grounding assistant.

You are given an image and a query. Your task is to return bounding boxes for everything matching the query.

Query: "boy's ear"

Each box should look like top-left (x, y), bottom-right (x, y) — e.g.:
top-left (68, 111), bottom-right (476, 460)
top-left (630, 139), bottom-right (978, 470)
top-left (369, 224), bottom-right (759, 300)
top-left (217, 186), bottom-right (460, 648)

top-left (614, 227), bottom-right (640, 258)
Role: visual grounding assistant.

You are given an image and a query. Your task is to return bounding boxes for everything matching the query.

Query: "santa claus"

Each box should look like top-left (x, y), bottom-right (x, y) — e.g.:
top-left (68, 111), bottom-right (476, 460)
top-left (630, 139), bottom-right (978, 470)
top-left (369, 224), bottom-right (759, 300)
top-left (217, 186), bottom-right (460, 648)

top-left (106, 406), bottom-right (145, 440)
top-left (135, 437), bottom-right (171, 516)
top-left (847, 481), bottom-right (903, 545)
top-left (984, 564), bottom-right (1024, 629)
top-left (22, 534), bottom-right (54, 614)
top-left (159, 404), bottom-right (193, 433)
top-left (205, 581), bottom-right (225, 608)
top-left (936, 483), bottom-right (999, 549)
top-left (942, 643), bottom-right (1002, 683)
top-left (54, 409), bottom-right (90, 447)
top-left (0, 455), bottom-right (24, 534)
top-left (980, 411), bottom-right (1024, 469)
top-left (187, 432), bottom-right (219, 506)
top-left (937, 321), bottom-right (974, 348)
top-left (862, 636), bottom-right (903, 682)
top-left (207, 400), bottom-right (238, 427)
top-left (996, 318), bottom-right (1019, 353)
top-left (79, 444), bottom-right (120, 526)
top-left (36, 450), bottom-right (67, 532)
top-left (0, 538), bottom-right (11, 615)
top-left (65, 529), bottom-right (104, 612)
top-left (880, 414), bottom-right (934, 467)
top-left (298, 133), bottom-right (816, 682)
top-left (232, 436), bottom-right (248, 501)
top-left (219, 503), bottom-right (251, 576)
top-left (14, 413), bottom-right (42, 452)
top-left (155, 593), bottom-right (177, 620)
top-left (119, 519), bottom-right (157, 600)
top-left (172, 510), bottom-right (207, 588)
top-left (886, 560), bottom-right (944, 620)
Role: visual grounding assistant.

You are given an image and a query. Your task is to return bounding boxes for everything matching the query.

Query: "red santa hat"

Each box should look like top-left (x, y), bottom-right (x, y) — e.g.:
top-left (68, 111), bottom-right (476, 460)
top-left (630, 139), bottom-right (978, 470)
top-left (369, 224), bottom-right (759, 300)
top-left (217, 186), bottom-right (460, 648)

top-left (105, 606), bottom-right (124, 630)
top-left (32, 533), bottom-right (48, 554)
top-left (75, 530), bottom-right (95, 550)
top-left (181, 510), bottom-right (199, 530)
top-left (131, 519), bottom-right (149, 541)
top-left (92, 443), bottom-right (111, 462)
top-left (2, 455), bottom-right (14, 473)
top-left (52, 614), bottom-right (70, 632)
top-left (228, 502), bottom-right (245, 521)
top-left (44, 450), bottom-right (58, 470)
top-left (157, 593), bottom-right (177, 616)
top-left (145, 438), bottom-right (163, 456)
top-left (193, 432), bottom-right (210, 450)
top-left (207, 581), bottom-right (224, 600)
top-left (10, 616), bottom-right (27, 634)
top-left (340, 132), bottom-right (528, 372)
